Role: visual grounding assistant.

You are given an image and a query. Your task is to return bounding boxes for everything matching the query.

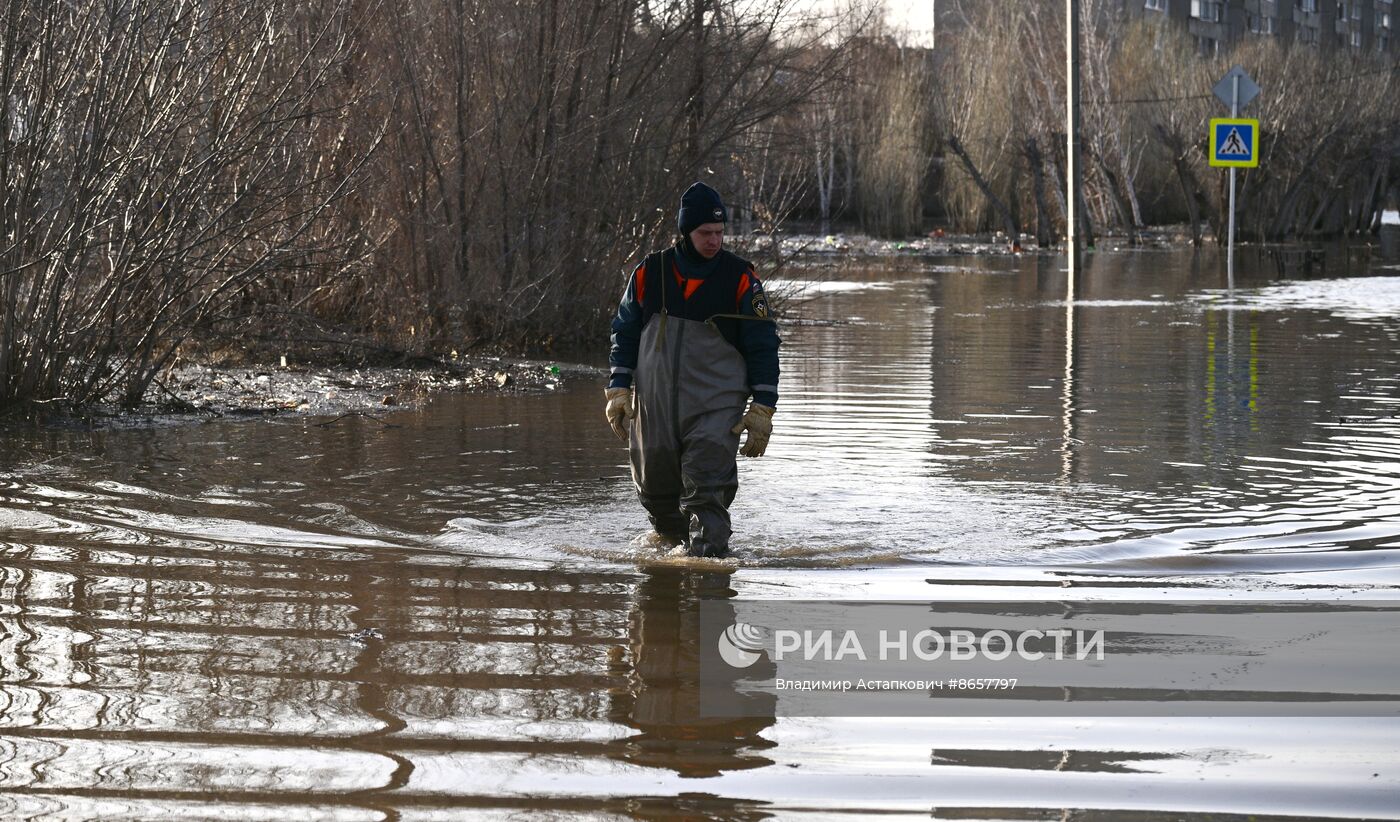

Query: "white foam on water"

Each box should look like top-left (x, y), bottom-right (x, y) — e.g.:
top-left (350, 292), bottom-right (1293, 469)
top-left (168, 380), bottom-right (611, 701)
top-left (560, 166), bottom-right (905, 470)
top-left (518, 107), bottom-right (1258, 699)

top-left (1198, 275), bottom-right (1400, 321)
top-left (763, 278), bottom-right (896, 295)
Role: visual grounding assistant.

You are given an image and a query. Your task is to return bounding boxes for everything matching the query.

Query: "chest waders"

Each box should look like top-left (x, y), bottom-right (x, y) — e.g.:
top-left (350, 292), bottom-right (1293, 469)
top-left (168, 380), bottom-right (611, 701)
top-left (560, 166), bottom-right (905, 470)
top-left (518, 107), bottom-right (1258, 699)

top-left (629, 268), bottom-right (750, 557)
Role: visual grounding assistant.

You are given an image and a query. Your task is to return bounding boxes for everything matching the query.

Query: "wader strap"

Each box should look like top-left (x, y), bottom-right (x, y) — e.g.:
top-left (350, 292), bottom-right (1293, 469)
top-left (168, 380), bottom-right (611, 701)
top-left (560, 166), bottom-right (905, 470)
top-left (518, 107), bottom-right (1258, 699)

top-left (653, 249), bottom-right (670, 353)
top-left (704, 313), bottom-right (777, 326)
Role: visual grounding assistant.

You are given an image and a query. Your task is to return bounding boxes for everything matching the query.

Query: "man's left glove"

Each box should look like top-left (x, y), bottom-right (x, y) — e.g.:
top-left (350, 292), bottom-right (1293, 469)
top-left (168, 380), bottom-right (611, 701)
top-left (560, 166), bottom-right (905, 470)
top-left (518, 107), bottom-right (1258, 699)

top-left (605, 387), bottom-right (634, 441)
top-left (731, 403), bottom-right (775, 458)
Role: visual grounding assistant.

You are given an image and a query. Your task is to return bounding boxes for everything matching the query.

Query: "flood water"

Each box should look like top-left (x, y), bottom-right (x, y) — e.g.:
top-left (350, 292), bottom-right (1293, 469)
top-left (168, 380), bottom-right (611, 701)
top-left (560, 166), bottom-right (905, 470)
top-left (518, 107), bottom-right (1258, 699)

top-left (1, 248), bottom-right (1398, 820)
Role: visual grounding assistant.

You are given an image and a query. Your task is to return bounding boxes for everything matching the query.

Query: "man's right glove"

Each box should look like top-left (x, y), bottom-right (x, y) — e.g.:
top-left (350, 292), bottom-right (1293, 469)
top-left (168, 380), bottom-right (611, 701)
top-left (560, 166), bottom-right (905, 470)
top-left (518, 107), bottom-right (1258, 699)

top-left (605, 387), bottom-right (634, 441)
top-left (731, 403), bottom-right (774, 458)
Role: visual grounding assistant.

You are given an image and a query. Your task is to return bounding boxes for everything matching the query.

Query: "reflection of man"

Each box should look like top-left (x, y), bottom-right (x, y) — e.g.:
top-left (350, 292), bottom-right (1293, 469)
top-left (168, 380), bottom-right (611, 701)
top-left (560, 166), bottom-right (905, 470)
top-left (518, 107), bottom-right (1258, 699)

top-left (606, 569), bottom-right (776, 778)
top-left (605, 183), bottom-right (781, 558)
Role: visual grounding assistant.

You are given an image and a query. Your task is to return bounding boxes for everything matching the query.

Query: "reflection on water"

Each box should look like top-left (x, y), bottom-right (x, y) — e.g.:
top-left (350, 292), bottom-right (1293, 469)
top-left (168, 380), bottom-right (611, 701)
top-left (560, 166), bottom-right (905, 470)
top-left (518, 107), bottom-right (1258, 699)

top-left (1, 249), bottom-right (1398, 818)
top-left (607, 570), bottom-right (776, 779)
top-left (0, 540), bottom-right (779, 818)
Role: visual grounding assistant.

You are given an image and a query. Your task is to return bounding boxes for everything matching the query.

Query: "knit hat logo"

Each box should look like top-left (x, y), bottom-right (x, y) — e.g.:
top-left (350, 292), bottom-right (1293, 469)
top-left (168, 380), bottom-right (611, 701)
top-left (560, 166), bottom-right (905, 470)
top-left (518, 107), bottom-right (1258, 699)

top-left (678, 181), bottom-right (728, 235)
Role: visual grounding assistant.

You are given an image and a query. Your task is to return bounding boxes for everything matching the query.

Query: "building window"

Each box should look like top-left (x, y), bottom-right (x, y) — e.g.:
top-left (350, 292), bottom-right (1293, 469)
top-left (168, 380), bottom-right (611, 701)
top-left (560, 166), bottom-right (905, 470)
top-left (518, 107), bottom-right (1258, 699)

top-left (1193, 0), bottom-right (1221, 21)
top-left (1352, 28), bottom-right (1363, 46)
top-left (1300, 0), bottom-right (1318, 13)
top-left (1383, 12), bottom-right (1393, 30)
top-left (1197, 34), bottom-right (1219, 54)
top-left (1350, 0), bottom-right (1361, 17)
top-left (1145, 0), bottom-right (1167, 10)
top-left (1250, 12), bottom-right (1281, 32)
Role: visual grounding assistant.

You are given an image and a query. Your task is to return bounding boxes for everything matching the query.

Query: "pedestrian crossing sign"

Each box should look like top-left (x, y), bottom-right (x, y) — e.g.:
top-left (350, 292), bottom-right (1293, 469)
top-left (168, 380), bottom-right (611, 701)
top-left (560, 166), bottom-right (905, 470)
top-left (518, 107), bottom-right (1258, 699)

top-left (1209, 118), bottom-right (1259, 167)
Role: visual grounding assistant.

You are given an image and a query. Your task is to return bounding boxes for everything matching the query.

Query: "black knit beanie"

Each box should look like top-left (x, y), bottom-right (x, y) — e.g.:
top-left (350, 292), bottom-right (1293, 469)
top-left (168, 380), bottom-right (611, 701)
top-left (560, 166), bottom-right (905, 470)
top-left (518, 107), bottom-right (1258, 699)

top-left (677, 182), bottom-right (728, 236)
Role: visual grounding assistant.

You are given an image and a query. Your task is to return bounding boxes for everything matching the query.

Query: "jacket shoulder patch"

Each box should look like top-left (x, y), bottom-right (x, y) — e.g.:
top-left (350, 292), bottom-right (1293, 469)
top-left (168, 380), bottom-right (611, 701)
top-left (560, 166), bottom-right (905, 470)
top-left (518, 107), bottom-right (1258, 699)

top-left (750, 278), bottom-right (769, 318)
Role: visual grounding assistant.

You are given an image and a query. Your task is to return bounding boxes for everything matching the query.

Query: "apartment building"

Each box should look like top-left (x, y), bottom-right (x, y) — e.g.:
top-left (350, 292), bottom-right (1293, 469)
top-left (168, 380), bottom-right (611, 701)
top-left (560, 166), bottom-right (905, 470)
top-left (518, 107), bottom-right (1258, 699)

top-left (1123, 0), bottom-right (1397, 56)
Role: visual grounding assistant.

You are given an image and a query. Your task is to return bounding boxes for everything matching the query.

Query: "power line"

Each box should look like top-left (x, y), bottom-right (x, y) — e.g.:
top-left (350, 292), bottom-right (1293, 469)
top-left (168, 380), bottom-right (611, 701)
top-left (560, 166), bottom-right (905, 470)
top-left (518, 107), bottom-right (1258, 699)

top-left (1088, 92), bottom-right (1213, 104)
top-left (1087, 62), bottom-right (1398, 105)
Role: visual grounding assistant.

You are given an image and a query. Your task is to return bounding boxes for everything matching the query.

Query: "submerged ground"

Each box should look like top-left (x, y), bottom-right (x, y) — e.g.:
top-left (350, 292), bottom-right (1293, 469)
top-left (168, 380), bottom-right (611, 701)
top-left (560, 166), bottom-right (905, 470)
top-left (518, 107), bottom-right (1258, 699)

top-left (1, 246), bottom-right (1397, 820)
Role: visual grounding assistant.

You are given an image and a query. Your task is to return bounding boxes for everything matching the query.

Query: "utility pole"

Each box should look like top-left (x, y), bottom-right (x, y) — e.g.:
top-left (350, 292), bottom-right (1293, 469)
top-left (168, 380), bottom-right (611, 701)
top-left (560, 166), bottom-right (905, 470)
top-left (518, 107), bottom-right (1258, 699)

top-left (1065, 0), bottom-right (1083, 293)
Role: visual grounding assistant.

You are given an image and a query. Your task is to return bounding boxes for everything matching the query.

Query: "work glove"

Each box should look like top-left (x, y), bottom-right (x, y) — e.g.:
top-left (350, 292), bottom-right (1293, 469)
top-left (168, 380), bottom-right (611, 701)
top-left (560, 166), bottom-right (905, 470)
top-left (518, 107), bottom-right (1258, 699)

top-left (605, 387), bottom-right (634, 441)
top-left (731, 403), bottom-right (774, 458)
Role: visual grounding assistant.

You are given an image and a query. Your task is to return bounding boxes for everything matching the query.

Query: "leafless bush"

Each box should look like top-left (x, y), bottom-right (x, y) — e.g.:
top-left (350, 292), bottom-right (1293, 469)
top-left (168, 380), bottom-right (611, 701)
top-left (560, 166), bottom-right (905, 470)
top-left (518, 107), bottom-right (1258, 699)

top-left (858, 52), bottom-right (936, 237)
top-left (0, 0), bottom-right (871, 408)
top-left (938, 6), bottom-right (1023, 236)
top-left (0, 0), bottom-right (375, 408)
top-left (907, 5), bottom-right (1398, 244)
top-left (323, 0), bottom-right (865, 352)
top-left (1236, 42), bottom-right (1399, 240)
top-left (14, 0), bottom-right (1389, 413)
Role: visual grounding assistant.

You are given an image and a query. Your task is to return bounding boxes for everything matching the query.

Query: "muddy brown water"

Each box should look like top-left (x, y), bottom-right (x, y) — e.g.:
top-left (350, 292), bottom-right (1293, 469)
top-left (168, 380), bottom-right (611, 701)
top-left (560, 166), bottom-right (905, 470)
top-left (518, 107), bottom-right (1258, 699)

top-left (1, 249), bottom-right (1398, 820)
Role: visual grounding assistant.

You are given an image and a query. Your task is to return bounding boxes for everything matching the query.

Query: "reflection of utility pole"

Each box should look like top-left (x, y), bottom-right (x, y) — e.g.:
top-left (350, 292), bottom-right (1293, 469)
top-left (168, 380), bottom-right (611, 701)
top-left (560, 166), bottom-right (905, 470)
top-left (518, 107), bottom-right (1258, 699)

top-left (1062, 0), bottom-right (1082, 484)
top-left (1065, 0), bottom-right (1083, 284)
top-left (1059, 294), bottom-right (1077, 485)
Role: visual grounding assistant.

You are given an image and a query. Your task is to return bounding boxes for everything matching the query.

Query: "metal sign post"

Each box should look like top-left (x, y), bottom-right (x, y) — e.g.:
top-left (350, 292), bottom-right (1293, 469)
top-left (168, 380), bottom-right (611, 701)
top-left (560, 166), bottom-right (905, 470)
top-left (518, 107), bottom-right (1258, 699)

top-left (1211, 66), bottom-right (1261, 290)
top-left (1229, 76), bottom-right (1238, 289)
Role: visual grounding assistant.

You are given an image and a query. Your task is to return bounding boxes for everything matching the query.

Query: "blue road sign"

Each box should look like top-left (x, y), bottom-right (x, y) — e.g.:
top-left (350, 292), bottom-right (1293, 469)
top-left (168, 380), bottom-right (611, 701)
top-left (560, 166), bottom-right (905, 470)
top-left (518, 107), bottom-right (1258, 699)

top-left (1209, 118), bottom-right (1259, 168)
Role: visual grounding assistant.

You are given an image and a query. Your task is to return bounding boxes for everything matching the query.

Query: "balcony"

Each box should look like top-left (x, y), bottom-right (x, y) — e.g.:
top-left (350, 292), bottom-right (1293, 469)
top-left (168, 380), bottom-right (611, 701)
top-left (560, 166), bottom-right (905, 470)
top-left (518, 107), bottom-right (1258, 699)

top-left (1192, 0), bottom-right (1223, 21)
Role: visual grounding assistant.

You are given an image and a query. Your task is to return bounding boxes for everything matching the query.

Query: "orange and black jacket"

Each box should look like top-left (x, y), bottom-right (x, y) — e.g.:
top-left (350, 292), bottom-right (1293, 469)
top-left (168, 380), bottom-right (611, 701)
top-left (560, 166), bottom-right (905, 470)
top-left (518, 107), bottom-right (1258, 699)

top-left (609, 243), bottom-right (780, 408)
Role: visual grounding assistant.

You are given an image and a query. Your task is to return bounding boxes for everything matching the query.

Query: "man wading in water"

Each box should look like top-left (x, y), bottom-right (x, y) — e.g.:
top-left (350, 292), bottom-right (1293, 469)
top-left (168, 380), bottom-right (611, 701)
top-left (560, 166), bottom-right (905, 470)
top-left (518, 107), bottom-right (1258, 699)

top-left (605, 183), bottom-right (781, 558)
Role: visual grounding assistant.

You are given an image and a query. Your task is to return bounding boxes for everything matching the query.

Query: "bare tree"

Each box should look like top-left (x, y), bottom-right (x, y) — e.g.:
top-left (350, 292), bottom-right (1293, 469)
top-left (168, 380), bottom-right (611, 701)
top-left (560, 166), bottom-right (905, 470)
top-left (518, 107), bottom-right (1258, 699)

top-left (938, 7), bottom-right (1021, 237)
top-left (0, 0), bottom-right (378, 409)
top-left (859, 48), bottom-right (937, 237)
